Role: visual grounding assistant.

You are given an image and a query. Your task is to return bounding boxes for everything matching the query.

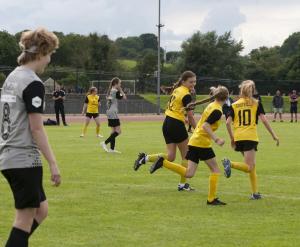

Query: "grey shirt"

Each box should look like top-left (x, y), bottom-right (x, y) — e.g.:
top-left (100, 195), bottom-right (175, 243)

top-left (106, 88), bottom-right (123, 119)
top-left (0, 66), bottom-right (45, 170)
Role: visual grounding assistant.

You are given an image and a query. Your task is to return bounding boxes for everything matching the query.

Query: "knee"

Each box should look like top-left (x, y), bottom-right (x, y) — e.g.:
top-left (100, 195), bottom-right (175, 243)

top-left (185, 170), bottom-right (194, 178)
top-left (247, 163), bottom-right (255, 172)
top-left (36, 203), bottom-right (48, 222)
top-left (167, 154), bottom-right (175, 162)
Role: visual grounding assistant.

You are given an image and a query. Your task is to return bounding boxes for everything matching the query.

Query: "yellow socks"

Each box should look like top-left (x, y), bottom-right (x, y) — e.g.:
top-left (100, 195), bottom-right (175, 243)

top-left (208, 173), bottom-right (219, 202)
top-left (162, 159), bottom-right (186, 177)
top-left (96, 125), bottom-right (100, 135)
top-left (147, 153), bottom-right (167, 162)
top-left (249, 167), bottom-right (258, 193)
top-left (180, 160), bottom-right (188, 184)
top-left (231, 162), bottom-right (250, 173)
top-left (82, 124), bottom-right (88, 136)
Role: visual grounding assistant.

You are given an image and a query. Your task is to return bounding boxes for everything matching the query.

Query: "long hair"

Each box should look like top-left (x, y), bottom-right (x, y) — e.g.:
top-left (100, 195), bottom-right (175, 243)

top-left (107, 77), bottom-right (121, 97)
top-left (239, 80), bottom-right (256, 97)
top-left (87, 86), bottom-right (97, 95)
top-left (17, 27), bottom-right (59, 65)
top-left (209, 86), bottom-right (229, 101)
top-left (162, 71), bottom-right (196, 95)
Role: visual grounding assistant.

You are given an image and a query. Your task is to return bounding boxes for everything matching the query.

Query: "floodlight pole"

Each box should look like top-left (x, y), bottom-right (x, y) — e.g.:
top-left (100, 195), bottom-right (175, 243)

top-left (156, 0), bottom-right (164, 115)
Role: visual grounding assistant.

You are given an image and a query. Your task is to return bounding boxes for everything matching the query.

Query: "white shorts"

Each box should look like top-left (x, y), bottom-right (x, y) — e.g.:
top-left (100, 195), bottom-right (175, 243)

top-left (273, 108), bottom-right (283, 114)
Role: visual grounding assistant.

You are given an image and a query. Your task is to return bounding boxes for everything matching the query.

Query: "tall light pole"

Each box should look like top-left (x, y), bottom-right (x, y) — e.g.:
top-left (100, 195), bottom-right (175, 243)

top-left (156, 0), bottom-right (164, 115)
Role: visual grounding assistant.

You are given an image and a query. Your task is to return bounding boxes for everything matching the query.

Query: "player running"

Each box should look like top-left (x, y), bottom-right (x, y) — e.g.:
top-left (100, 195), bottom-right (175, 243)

top-left (222, 80), bottom-right (279, 200)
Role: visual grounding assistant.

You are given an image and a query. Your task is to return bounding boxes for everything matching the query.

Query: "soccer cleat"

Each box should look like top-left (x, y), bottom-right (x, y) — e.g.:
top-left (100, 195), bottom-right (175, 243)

top-left (149, 157), bottom-right (164, 174)
top-left (222, 158), bottom-right (231, 178)
top-left (178, 183), bottom-right (195, 191)
top-left (207, 198), bottom-right (227, 205)
top-left (97, 134), bottom-right (103, 138)
top-left (100, 141), bottom-right (109, 152)
top-left (80, 134), bottom-right (84, 138)
top-left (250, 193), bottom-right (262, 200)
top-left (108, 149), bottom-right (121, 154)
top-left (134, 153), bottom-right (146, 171)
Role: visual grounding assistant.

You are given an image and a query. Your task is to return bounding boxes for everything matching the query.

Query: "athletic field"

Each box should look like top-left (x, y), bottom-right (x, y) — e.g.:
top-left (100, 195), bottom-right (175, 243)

top-left (0, 119), bottom-right (299, 247)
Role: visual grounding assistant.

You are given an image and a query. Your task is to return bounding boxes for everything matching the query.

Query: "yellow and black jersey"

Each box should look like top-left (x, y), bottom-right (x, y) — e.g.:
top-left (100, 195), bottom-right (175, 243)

top-left (228, 97), bottom-right (265, 142)
top-left (85, 94), bottom-right (100, 113)
top-left (189, 101), bottom-right (223, 148)
top-left (164, 85), bottom-right (192, 122)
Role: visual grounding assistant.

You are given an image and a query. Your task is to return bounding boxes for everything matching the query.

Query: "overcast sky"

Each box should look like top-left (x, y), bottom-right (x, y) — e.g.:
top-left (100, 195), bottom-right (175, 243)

top-left (1, 0), bottom-right (300, 55)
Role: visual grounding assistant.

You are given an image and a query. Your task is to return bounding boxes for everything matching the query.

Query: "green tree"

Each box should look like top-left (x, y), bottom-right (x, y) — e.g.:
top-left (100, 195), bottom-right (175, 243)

top-left (0, 31), bottom-right (19, 66)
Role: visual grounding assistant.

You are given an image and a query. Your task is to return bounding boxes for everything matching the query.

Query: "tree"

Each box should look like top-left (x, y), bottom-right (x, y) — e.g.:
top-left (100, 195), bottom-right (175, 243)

top-left (280, 32), bottom-right (300, 58)
top-left (0, 31), bottom-right (19, 66)
top-left (180, 31), bottom-right (244, 78)
top-left (139, 33), bottom-right (157, 50)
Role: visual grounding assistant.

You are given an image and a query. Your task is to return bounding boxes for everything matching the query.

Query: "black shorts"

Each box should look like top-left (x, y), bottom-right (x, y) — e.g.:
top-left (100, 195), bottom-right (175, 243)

top-left (186, 145), bottom-right (216, 164)
top-left (290, 106), bottom-right (297, 113)
top-left (162, 116), bottom-right (188, 144)
top-left (235, 141), bottom-right (258, 152)
top-left (108, 119), bottom-right (120, 127)
top-left (86, 113), bottom-right (99, 119)
top-left (1, 167), bottom-right (46, 209)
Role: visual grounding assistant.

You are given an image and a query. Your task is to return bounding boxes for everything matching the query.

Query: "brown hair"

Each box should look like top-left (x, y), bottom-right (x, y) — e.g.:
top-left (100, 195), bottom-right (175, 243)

top-left (239, 80), bottom-right (256, 98)
top-left (107, 77), bottom-right (121, 96)
top-left (167, 71), bottom-right (196, 94)
top-left (210, 86), bottom-right (229, 101)
top-left (17, 28), bottom-right (59, 65)
top-left (88, 87), bottom-right (97, 95)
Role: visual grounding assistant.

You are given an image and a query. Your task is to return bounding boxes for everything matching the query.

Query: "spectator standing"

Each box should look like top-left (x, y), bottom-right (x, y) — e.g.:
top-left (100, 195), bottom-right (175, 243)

top-left (290, 90), bottom-right (298, 122)
top-left (52, 84), bottom-right (68, 126)
top-left (272, 90), bottom-right (284, 122)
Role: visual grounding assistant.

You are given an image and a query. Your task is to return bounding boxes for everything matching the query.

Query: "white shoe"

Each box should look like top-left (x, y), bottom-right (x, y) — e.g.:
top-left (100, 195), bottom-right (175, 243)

top-left (101, 142), bottom-right (109, 152)
top-left (80, 134), bottom-right (84, 138)
top-left (97, 134), bottom-right (103, 138)
top-left (108, 149), bottom-right (121, 154)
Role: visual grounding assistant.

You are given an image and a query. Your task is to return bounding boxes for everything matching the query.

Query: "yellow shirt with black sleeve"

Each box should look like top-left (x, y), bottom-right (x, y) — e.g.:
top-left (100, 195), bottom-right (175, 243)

top-left (188, 101), bottom-right (223, 148)
top-left (85, 94), bottom-right (100, 113)
top-left (164, 85), bottom-right (192, 122)
top-left (228, 97), bottom-right (265, 142)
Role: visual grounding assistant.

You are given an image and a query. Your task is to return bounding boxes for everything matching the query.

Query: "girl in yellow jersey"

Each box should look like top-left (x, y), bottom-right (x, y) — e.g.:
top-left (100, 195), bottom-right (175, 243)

top-left (80, 87), bottom-right (102, 137)
top-left (223, 80), bottom-right (279, 200)
top-left (134, 71), bottom-right (197, 191)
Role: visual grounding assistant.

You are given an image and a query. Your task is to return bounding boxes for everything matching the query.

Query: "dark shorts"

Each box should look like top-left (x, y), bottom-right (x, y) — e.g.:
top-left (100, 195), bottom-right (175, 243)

top-left (235, 141), bottom-right (258, 152)
top-left (162, 116), bottom-right (188, 144)
top-left (86, 113), bottom-right (99, 119)
top-left (186, 145), bottom-right (216, 164)
top-left (290, 106), bottom-right (297, 113)
top-left (1, 167), bottom-right (46, 209)
top-left (108, 119), bottom-right (120, 127)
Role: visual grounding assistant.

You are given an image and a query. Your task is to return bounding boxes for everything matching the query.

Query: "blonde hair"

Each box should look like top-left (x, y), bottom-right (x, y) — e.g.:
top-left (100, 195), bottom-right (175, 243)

top-left (107, 77), bottom-right (121, 96)
top-left (210, 85), bottom-right (229, 101)
top-left (88, 86), bottom-right (97, 95)
top-left (17, 28), bottom-right (59, 65)
top-left (239, 80), bottom-right (256, 98)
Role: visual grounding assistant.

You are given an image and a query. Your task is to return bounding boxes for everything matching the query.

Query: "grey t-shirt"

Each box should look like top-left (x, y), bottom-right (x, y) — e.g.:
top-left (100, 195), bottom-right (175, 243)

top-left (0, 66), bottom-right (45, 170)
top-left (106, 88), bottom-right (123, 119)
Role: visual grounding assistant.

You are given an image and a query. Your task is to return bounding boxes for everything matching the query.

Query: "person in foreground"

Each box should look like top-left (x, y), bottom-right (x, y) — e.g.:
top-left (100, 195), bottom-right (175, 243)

top-left (149, 86), bottom-right (229, 205)
top-left (0, 28), bottom-right (61, 247)
top-left (222, 80), bottom-right (279, 200)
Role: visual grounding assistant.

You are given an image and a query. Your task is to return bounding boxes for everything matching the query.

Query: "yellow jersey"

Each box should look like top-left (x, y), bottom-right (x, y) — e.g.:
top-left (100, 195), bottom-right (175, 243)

top-left (189, 101), bottom-right (223, 148)
top-left (85, 94), bottom-right (100, 113)
top-left (165, 85), bottom-right (191, 122)
top-left (229, 97), bottom-right (265, 142)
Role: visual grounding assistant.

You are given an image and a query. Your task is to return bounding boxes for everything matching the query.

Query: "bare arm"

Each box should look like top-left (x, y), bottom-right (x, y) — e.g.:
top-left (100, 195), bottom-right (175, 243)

top-left (119, 88), bottom-right (127, 100)
top-left (259, 114), bottom-right (279, 146)
top-left (202, 122), bottom-right (225, 146)
top-left (82, 103), bottom-right (87, 115)
top-left (226, 116), bottom-right (235, 149)
top-left (186, 110), bottom-right (196, 129)
top-left (28, 113), bottom-right (61, 186)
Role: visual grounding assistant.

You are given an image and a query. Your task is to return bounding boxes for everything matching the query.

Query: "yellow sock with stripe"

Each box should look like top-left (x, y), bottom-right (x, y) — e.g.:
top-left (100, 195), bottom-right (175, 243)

top-left (249, 167), bottom-right (258, 193)
top-left (231, 162), bottom-right (250, 173)
top-left (162, 159), bottom-right (186, 177)
top-left (96, 125), bottom-right (100, 135)
top-left (82, 124), bottom-right (88, 136)
top-left (208, 173), bottom-right (219, 202)
top-left (179, 159), bottom-right (188, 184)
top-left (146, 153), bottom-right (167, 162)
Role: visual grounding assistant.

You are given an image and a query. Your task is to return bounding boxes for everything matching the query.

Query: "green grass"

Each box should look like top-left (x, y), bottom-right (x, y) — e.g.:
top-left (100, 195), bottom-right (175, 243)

top-left (118, 59), bottom-right (137, 71)
top-left (0, 121), bottom-right (300, 246)
top-left (142, 94), bottom-right (293, 113)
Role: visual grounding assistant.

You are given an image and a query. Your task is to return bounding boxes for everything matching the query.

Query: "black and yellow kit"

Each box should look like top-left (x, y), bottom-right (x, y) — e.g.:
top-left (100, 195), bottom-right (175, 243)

top-left (85, 94), bottom-right (100, 118)
top-left (163, 85), bottom-right (192, 144)
top-left (187, 101), bottom-right (223, 163)
top-left (228, 97), bottom-right (265, 152)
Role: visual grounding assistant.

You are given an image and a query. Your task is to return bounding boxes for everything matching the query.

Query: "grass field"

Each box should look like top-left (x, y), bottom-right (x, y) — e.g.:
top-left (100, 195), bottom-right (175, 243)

top-left (0, 121), bottom-right (300, 247)
top-left (142, 94), bottom-right (294, 113)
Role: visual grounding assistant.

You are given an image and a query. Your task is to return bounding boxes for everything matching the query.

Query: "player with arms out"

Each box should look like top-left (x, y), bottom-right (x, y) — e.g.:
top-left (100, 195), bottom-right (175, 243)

top-left (134, 71), bottom-right (197, 191)
top-left (0, 28), bottom-right (61, 247)
top-left (222, 80), bottom-right (279, 200)
top-left (149, 86), bottom-right (229, 205)
top-left (80, 87), bottom-right (102, 138)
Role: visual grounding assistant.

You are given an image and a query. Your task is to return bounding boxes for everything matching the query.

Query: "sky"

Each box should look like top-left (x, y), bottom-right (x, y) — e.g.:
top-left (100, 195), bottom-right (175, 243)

top-left (1, 0), bottom-right (300, 55)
